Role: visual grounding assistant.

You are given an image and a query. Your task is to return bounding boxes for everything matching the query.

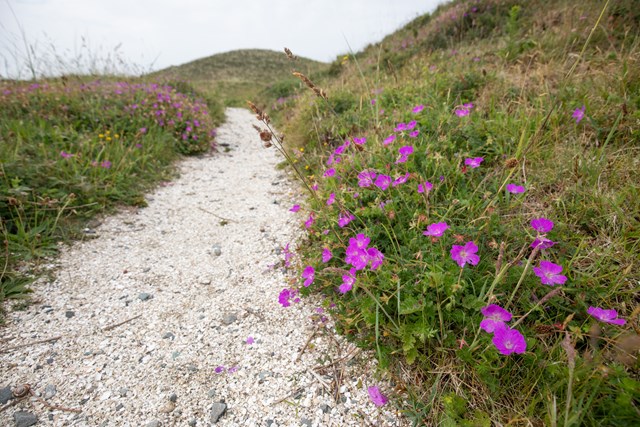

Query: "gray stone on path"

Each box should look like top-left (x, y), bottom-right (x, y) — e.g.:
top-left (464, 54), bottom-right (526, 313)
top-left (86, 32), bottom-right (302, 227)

top-left (138, 292), bottom-right (152, 301)
top-left (301, 418), bottom-right (312, 427)
top-left (145, 421), bottom-right (160, 427)
top-left (65, 310), bottom-right (75, 319)
top-left (44, 384), bottom-right (57, 400)
top-left (13, 411), bottom-right (38, 427)
top-left (0, 386), bottom-right (13, 404)
top-left (210, 402), bottom-right (227, 423)
top-left (222, 313), bottom-right (237, 325)
top-left (212, 245), bottom-right (222, 256)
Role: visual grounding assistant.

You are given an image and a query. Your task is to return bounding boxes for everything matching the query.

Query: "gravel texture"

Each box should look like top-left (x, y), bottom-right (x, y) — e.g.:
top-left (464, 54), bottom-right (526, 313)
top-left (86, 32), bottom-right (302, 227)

top-left (0, 108), bottom-right (407, 426)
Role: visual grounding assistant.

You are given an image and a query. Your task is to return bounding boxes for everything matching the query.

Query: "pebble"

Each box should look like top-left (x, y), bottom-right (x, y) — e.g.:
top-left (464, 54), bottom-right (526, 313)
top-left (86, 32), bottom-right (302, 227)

top-left (13, 411), bottom-right (38, 427)
top-left (210, 402), bottom-right (227, 423)
top-left (0, 386), bottom-right (12, 404)
top-left (212, 246), bottom-right (222, 256)
top-left (162, 332), bottom-right (175, 340)
top-left (169, 392), bottom-right (177, 403)
top-left (145, 421), bottom-right (160, 427)
top-left (65, 310), bottom-right (75, 319)
top-left (138, 292), bottom-right (152, 301)
top-left (43, 384), bottom-right (57, 400)
top-left (301, 418), bottom-right (312, 427)
top-left (222, 312), bottom-right (237, 325)
top-left (118, 387), bottom-right (129, 397)
top-left (158, 401), bottom-right (175, 413)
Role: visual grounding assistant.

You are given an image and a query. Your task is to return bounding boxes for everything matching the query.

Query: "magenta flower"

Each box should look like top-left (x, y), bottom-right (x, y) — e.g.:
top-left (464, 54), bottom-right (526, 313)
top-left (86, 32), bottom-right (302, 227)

top-left (423, 222), bottom-right (449, 237)
top-left (392, 173), bottom-right (410, 187)
top-left (246, 336), bottom-right (254, 345)
top-left (480, 304), bottom-right (513, 333)
top-left (289, 204), bottom-right (300, 213)
top-left (278, 288), bottom-right (299, 307)
top-left (417, 181), bottom-right (433, 193)
top-left (304, 213), bottom-right (315, 228)
top-left (409, 130), bottom-right (420, 138)
top-left (367, 247), bottom-right (385, 270)
top-left (531, 236), bottom-right (556, 250)
top-left (335, 142), bottom-right (349, 154)
top-left (450, 241), bottom-right (480, 268)
top-left (531, 217), bottom-right (554, 233)
top-left (412, 104), bottom-right (425, 113)
top-left (283, 243), bottom-right (293, 267)
top-left (358, 170), bottom-right (377, 188)
top-left (338, 212), bottom-right (355, 228)
top-left (464, 157), bottom-right (484, 168)
top-left (367, 386), bottom-right (388, 406)
top-left (492, 326), bottom-right (527, 355)
top-left (395, 122), bottom-right (407, 131)
top-left (396, 145), bottom-right (414, 164)
top-left (215, 366), bottom-right (226, 374)
top-left (587, 306), bottom-right (626, 326)
top-left (351, 233), bottom-right (371, 250)
top-left (406, 120), bottom-right (417, 130)
top-left (533, 260), bottom-right (567, 286)
top-left (60, 150), bottom-right (74, 158)
top-left (339, 269), bottom-right (356, 293)
top-left (322, 248), bottom-right (332, 263)
top-left (572, 105), bottom-right (586, 123)
top-left (326, 193), bottom-right (335, 206)
top-left (383, 134), bottom-right (396, 146)
top-left (455, 104), bottom-right (473, 117)
top-left (374, 174), bottom-right (392, 190)
top-left (323, 168), bottom-right (336, 178)
top-left (302, 266), bottom-right (315, 287)
top-left (506, 184), bottom-right (526, 194)
top-left (353, 137), bottom-right (366, 145)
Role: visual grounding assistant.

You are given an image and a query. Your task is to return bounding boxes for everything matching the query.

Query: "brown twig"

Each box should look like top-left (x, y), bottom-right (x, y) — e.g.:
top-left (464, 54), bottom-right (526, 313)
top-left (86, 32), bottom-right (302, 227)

top-left (102, 314), bottom-right (141, 332)
top-left (271, 386), bottom-right (307, 405)
top-left (196, 206), bottom-right (235, 223)
top-left (295, 325), bottom-right (320, 362)
top-left (0, 336), bottom-right (61, 354)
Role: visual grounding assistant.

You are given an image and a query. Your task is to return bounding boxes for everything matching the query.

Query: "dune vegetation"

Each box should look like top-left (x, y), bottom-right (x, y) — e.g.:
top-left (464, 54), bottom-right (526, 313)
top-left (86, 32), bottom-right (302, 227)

top-left (250, 0), bottom-right (639, 424)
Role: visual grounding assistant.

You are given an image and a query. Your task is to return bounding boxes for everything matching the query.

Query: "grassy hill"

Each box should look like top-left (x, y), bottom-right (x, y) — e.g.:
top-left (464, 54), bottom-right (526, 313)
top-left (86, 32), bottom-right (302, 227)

top-left (252, 0), bottom-right (640, 425)
top-left (153, 48), bottom-right (329, 107)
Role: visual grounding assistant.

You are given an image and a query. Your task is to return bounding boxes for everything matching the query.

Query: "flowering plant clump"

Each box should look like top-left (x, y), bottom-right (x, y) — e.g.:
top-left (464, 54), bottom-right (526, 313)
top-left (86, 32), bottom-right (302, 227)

top-left (256, 33), bottom-right (636, 423)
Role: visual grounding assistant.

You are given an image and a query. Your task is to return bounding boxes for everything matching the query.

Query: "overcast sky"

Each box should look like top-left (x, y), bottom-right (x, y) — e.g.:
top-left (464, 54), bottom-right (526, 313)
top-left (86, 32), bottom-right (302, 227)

top-left (0, 0), bottom-right (445, 78)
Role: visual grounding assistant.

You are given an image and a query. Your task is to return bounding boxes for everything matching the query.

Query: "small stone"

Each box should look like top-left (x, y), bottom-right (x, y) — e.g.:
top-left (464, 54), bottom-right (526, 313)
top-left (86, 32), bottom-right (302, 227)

top-left (0, 386), bottom-right (13, 404)
top-left (13, 411), bottom-right (38, 427)
top-left (212, 246), bottom-right (222, 256)
top-left (46, 357), bottom-right (54, 365)
top-left (266, 420), bottom-right (274, 427)
top-left (115, 403), bottom-right (124, 411)
top-left (320, 403), bottom-right (331, 413)
top-left (138, 293), bottom-right (152, 301)
top-left (222, 313), bottom-right (237, 325)
top-left (162, 332), bottom-right (175, 340)
top-left (301, 418), bottom-right (312, 427)
top-left (207, 388), bottom-right (216, 398)
top-left (159, 401), bottom-right (175, 413)
top-left (44, 384), bottom-right (57, 400)
top-left (65, 310), bottom-right (75, 319)
top-left (145, 421), bottom-right (160, 427)
top-left (118, 387), bottom-right (129, 397)
top-left (168, 393), bottom-right (177, 403)
top-left (258, 371), bottom-right (271, 384)
top-left (210, 402), bottom-right (227, 423)
top-left (198, 277), bottom-right (211, 285)
top-left (188, 420), bottom-right (197, 427)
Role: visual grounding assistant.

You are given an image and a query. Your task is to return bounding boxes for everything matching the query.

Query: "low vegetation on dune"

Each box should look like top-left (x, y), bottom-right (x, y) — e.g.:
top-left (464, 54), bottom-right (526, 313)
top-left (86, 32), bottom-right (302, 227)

top-left (153, 48), bottom-right (329, 107)
top-left (252, 0), bottom-right (639, 424)
top-left (0, 77), bottom-right (223, 308)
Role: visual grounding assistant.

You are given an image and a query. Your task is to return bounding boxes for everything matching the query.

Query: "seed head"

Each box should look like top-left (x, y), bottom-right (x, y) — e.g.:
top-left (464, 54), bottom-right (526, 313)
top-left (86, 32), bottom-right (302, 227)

top-left (284, 47), bottom-right (298, 61)
top-left (505, 157), bottom-right (519, 168)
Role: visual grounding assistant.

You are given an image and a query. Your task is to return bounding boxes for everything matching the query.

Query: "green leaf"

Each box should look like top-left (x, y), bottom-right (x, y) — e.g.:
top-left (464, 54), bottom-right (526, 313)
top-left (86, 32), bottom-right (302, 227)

top-left (399, 295), bottom-right (424, 315)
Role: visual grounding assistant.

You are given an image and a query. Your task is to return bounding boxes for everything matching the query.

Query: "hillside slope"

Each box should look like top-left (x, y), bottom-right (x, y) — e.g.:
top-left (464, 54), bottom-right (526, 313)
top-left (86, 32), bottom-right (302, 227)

top-left (255, 0), bottom-right (640, 425)
top-left (153, 48), bottom-right (328, 106)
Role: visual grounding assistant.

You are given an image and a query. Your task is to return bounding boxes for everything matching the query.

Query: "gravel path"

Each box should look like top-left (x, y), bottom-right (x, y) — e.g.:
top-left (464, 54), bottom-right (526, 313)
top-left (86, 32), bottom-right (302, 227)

top-left (0, 108), bottom-right (406, 427)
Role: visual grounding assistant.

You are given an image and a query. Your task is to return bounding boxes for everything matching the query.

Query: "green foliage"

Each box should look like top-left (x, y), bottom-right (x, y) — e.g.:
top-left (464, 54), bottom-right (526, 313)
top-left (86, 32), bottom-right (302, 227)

top-left (275, 0), bottom-right (640, 425)
top-left (0, 79), bottom-right (218, 311)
